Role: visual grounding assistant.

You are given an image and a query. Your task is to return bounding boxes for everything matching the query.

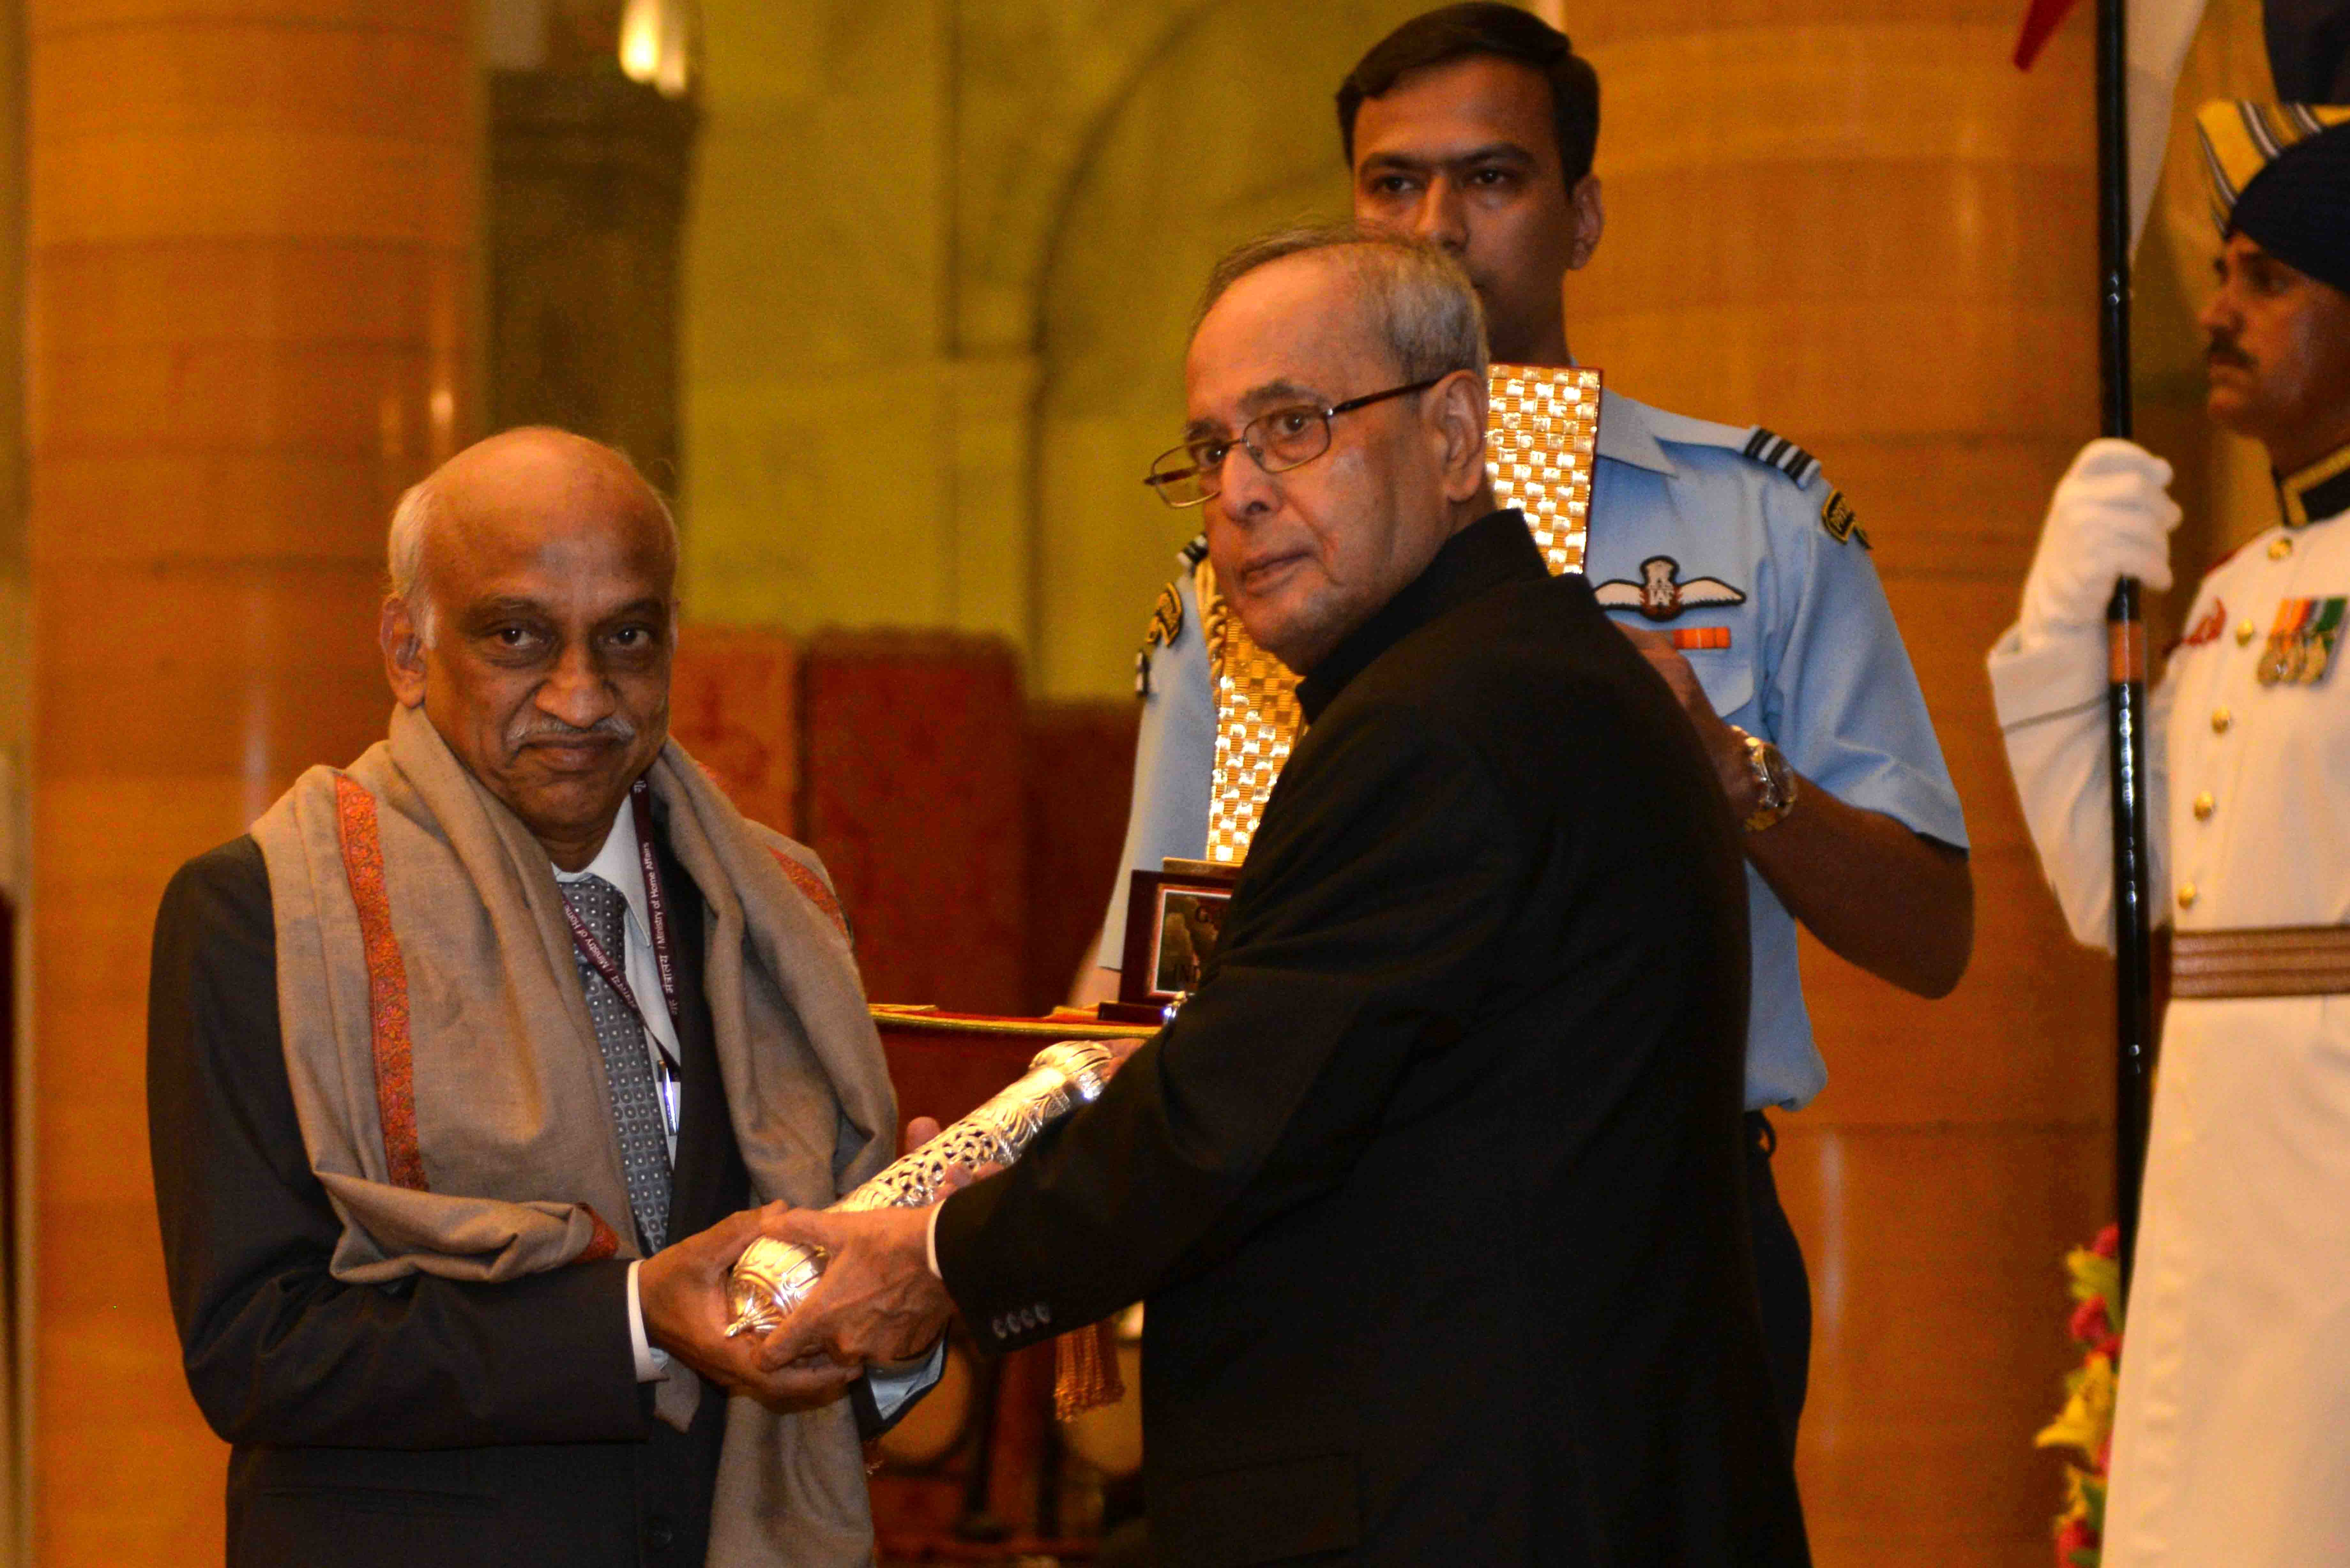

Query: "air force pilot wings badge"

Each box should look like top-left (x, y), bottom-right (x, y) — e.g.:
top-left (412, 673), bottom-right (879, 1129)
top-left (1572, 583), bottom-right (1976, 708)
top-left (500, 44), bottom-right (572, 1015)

top-left (1591, 555), bottom-right (1747, 622)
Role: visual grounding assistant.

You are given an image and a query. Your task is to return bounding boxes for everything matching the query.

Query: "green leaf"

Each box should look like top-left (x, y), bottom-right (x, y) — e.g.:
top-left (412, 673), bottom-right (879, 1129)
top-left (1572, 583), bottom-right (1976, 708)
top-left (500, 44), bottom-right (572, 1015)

top-left (2066, 1248), bottom-right (2125, 1334)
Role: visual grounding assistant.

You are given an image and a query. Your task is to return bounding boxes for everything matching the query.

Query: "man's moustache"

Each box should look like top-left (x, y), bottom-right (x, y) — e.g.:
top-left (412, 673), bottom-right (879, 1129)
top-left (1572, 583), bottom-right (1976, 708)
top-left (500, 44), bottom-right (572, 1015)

top-left (2205, 336), bottom-right (2254, 369)
top-left (509, 717), bottom-right (637, 746)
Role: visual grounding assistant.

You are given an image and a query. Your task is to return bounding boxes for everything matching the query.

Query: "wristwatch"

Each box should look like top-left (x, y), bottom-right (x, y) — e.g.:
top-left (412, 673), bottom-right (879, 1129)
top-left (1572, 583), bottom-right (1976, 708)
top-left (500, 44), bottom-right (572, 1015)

top-left (1727, 726), bottom-right (1799, 833)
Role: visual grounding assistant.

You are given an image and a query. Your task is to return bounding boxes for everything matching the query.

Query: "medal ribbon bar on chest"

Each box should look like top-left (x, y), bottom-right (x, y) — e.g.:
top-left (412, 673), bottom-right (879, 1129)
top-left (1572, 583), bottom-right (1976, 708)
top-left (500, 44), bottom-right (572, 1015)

top-left (2257, 595), bottom-right (2346, 686)
top-left (1201, 365), bottom-right (1604, 865)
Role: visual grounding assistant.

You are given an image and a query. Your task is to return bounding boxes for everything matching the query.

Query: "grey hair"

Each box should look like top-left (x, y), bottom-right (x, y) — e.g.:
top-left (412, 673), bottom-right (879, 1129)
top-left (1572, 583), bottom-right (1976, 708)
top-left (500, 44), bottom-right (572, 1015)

top-left (1198, 222), bottom-right (1489, 385)
top-left (386, 477), bottom-right (444, 643)
top-left (385, 437), bottom-right (681, 646)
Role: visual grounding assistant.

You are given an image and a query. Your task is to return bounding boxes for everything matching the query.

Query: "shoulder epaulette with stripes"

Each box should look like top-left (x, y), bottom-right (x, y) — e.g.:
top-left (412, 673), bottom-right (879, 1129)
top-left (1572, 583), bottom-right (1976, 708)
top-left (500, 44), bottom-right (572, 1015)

top-left (1136, 536), bottom-right (1210, 698)
top-left (1741, 428), bottom-right (1820, 487)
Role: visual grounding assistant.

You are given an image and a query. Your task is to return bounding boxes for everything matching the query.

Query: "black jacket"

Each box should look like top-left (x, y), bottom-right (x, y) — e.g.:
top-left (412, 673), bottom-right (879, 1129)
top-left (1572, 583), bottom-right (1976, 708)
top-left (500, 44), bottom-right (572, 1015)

top-left (936, 511), bottom-right (1808, 1565)
top-left (148, 828), bottom-right (746, 1568)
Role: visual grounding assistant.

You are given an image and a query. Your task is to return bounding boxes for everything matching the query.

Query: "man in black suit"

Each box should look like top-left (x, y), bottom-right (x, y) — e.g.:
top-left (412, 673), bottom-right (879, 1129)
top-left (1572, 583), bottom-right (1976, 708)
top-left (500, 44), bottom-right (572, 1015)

top-left (759, 230), bottom-right (1809, 1564)
top-left (148, 428), bottom-right (931, 1567)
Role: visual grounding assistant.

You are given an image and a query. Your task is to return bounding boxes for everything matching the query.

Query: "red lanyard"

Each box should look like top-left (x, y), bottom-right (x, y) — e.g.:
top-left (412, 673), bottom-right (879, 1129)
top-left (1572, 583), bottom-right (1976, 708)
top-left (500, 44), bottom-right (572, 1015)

top-left (560, 778), bottom-right (686, 1119)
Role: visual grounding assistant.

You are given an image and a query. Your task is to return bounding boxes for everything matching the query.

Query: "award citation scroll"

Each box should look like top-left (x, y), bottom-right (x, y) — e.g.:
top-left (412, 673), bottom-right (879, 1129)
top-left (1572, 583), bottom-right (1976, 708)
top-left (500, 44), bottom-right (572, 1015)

top-left (734, 1007), bottom-right (1146, 1429)
top-left (1200, 363), bottom-right (1602, 866)
top-left (726, 1040), bottom-right (1117, 1336)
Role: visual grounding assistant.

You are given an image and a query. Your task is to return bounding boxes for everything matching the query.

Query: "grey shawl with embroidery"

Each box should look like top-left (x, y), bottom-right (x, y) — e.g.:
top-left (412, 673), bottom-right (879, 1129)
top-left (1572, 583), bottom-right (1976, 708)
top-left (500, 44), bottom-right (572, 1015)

top-left (251, 703), bottom-right (897, 1566)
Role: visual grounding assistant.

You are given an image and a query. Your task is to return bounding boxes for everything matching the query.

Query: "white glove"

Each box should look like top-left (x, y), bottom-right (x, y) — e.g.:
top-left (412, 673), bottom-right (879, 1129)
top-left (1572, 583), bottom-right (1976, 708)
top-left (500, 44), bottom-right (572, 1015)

top-left (2018, 439), bottom-right (2184, 634)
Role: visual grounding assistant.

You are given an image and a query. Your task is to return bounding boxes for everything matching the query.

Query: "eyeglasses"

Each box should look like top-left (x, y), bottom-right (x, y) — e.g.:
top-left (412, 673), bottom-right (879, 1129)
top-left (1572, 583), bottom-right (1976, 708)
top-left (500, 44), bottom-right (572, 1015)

top-left (1142, 377), bottom-right (1444, 508)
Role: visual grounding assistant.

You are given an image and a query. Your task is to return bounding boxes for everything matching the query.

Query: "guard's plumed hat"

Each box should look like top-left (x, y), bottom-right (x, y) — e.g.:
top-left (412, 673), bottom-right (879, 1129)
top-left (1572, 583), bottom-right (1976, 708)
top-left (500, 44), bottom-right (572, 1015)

top-left (2195, 100), bottom-right (2350, 294)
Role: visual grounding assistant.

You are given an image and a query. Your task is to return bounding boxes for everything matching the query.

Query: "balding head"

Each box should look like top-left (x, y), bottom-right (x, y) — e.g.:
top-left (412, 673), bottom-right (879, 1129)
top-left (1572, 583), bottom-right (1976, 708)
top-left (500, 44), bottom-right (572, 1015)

top-left (379, 427), bottom-right (680, 869)
top-left (389, 427), bottom-right (678, 644)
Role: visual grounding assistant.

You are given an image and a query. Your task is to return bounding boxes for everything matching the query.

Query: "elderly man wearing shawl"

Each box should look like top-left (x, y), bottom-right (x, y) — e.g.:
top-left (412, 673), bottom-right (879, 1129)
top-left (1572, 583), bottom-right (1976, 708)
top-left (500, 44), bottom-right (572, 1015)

top-left (148, 428), bottom-right (937, 1568)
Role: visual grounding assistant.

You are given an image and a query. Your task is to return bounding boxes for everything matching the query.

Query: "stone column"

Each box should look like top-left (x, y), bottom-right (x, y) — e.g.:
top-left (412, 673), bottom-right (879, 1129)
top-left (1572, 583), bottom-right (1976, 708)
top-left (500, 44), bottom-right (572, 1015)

top-left (27, 2), bottom-right (474, 1558)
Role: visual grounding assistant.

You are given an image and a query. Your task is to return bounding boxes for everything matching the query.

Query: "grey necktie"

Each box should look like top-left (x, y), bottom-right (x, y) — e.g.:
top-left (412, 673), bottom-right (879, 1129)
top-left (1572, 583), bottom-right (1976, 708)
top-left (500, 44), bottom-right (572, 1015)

top-left (558, 873), bottom-right (671, 1254)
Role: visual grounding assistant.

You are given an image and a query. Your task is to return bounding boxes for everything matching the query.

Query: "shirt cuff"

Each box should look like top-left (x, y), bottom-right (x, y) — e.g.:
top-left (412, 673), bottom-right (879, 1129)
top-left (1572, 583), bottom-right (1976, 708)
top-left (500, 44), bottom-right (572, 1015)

top-left (866, 1336), bottom-right (949, 1426)
top-left (626, 1260), bottom-right (671, 1383)
top-left (926, 1203), bottom-right (944, 1280)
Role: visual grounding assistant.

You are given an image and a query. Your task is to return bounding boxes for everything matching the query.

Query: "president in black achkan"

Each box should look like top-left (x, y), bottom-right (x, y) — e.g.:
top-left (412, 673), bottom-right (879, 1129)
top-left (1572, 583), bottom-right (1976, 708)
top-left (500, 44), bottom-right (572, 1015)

top-left (762, 227), bottom-right (1809, 1565)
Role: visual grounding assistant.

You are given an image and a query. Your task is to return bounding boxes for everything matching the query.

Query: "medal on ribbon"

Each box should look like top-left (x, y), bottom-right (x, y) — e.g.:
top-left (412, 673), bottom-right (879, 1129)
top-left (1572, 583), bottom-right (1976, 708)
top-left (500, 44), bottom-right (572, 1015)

top-left (2256, 596), bottom-right (2346, 686)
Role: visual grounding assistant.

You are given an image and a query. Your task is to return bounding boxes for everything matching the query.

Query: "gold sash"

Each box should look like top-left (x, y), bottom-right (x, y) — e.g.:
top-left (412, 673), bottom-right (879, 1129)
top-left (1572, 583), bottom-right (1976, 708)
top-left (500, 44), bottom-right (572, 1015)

top-left (1201, 365), bottom-right (1603, 864)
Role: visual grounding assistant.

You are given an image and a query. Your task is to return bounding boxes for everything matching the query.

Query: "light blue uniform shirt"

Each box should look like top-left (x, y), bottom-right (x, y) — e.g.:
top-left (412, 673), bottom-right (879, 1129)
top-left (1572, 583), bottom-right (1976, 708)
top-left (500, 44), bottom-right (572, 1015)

top-left (1096, 388), bottom-right (1968, 1112)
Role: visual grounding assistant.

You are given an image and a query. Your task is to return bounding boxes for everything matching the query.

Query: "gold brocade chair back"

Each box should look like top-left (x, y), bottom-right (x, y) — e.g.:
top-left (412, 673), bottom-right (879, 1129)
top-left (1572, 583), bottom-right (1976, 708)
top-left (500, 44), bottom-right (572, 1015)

top-left (1200, 365), bottom-right (1603, 864)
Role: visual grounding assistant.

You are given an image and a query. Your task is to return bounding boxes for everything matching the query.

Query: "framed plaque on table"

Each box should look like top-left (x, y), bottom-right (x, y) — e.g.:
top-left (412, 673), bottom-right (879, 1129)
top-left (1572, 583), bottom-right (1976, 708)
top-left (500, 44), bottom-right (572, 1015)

top-left (1100, 859), bottom-right (1240, 1025)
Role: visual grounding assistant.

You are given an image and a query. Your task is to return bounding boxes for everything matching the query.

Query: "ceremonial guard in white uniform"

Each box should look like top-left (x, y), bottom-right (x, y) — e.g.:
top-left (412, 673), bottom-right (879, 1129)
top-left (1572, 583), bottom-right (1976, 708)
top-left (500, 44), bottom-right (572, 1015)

top-left (1084, 5), bottom-right (1974, 1447)
top-left (1990, 102), bottom-right (2350, 1564)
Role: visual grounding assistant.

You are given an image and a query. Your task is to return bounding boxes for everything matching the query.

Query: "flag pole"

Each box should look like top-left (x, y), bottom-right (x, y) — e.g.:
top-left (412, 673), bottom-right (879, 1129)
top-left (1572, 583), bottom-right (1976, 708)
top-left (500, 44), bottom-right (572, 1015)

top-left (2097, 0), bottom-right (2156, 1289)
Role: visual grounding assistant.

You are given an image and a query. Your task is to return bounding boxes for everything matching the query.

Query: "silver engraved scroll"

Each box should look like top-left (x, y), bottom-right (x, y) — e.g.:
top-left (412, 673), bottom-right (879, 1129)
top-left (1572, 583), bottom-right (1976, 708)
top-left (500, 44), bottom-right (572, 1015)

top-left (725, 1041), bottom-right (1117, 1337)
